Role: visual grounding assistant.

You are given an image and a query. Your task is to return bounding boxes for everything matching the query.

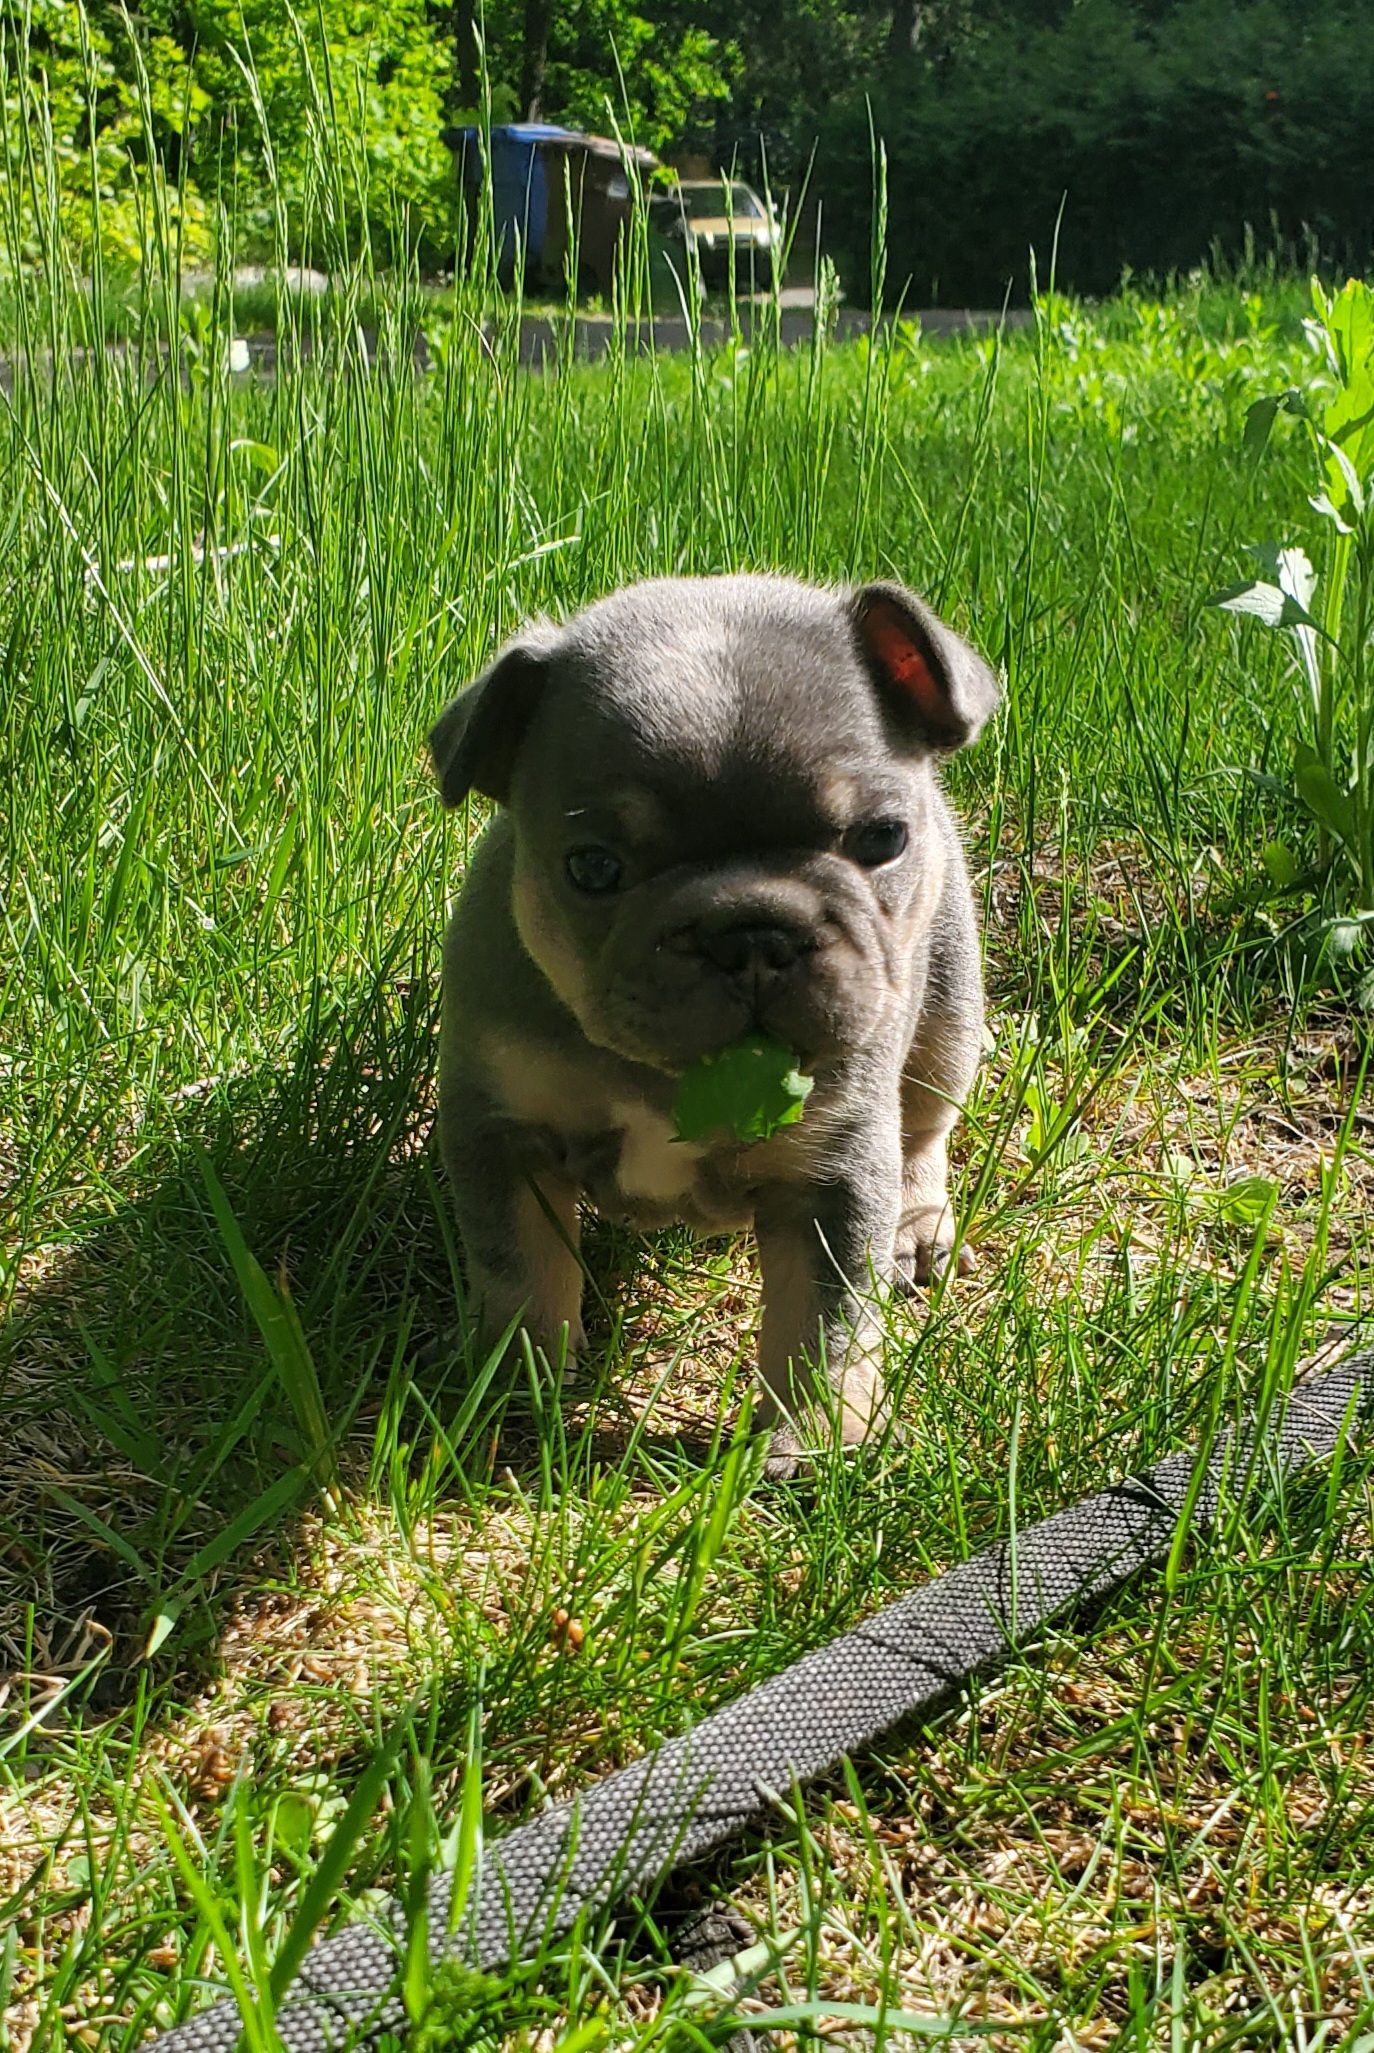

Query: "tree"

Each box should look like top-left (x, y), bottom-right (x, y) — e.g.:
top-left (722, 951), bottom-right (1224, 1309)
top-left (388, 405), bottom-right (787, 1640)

top-left (888, 0), bottom-right (923, 55)
top-left (520, 0), bottom-right (552, 114)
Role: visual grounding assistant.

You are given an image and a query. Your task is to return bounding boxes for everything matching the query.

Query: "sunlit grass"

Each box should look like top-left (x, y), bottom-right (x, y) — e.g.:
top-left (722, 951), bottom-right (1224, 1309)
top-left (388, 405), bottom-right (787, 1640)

top-left (2, 35), bottom-right (1373, 2051)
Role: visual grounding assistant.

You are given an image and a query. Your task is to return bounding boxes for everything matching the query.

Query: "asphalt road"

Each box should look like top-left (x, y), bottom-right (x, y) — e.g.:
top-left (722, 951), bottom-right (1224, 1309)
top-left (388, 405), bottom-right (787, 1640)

top-left (0, 291), bottom-right (1030, 390)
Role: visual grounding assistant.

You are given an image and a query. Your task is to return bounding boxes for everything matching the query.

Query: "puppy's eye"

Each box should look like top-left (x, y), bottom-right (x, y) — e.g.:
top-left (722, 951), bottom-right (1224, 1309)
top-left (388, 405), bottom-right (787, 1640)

top-left (846, 818), bottom-right (909, 868)
top-left (566, 845), bottom-right (623, 894)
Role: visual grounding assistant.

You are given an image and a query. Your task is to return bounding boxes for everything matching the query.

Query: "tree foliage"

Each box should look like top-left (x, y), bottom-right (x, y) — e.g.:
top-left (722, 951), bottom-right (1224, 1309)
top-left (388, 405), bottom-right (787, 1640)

top-left (3, 0), bottom-right (1372, 291)
top-left (815, 0), bottom-right (1374, 305)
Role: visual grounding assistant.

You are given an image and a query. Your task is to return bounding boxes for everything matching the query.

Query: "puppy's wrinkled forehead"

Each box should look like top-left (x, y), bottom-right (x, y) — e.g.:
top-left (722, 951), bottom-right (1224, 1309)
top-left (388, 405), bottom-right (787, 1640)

top-left (549, 575), bottom-right (887, 783)
top-left (428, 570), bottom-right (999, 819)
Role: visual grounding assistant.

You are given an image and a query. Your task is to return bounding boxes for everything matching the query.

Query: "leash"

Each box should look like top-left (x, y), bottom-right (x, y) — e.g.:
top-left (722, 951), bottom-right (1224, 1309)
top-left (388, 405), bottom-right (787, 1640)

top-left (147, 1342), bottom-right (1372, 2051)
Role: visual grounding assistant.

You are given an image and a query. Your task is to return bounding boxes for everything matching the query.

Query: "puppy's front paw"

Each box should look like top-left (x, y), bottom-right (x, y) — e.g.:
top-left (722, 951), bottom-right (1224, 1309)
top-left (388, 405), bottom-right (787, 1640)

top-left (894, 1234), bottom-right (977, 1292)
top-left (412, 1325), bottom-right (457, 1375)
top-left (413, 1312), bottom-right (585, 1380)
top-left (760, 1422), bottom-right (806, 1482)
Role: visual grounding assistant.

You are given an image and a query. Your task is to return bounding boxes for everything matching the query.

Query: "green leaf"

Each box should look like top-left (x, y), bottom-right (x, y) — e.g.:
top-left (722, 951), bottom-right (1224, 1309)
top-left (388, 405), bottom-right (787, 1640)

top-left (672, 1034), bottom-right (814, 1144)
top-left (1206, 579), bottom-right (1316, 631)
top-left (230, 437), bottom-right (279, 475)
top-left (1309, 491), bottom-right (1355, 535)
top-left (1261, 841), bottom-right (1303, 890)
top-left (42, 1484), bottom-right (150, 1579)
top-left (272, 1791), bottom-right (317, 1862)
top-left (1325, 277), bottom-right (1374, 406)
top-left (142, 1464), bottom-right (310, 1659)
top-left (1293, 743), bottom-right (1356, 847)
top-left (269, 1721), bottom-right (405, 2001)
top-left (1315, 279), bottom-right (1374, 516)
top-left (1213, 1174), bottom-right (1280, 1227)
top-left (1242, 388), bottom-right (1304, 462)
top-left (1242, 393), bottom-right (1281, 462)
top-left (737, 2000), bottom-right (998, 2036)
top-left (1246, 541), bottom-right (1316, 613)
top-left (151, 1785), bottom-right (282, 2053)
top-left (1313, 432), bottom-right (1369, 529)
top-left (143, 1607), bottom-right (179, 1660)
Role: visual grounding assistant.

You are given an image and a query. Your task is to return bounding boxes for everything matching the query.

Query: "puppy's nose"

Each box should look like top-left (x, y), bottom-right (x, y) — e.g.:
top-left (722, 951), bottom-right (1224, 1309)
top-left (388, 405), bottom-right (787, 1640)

top-left (699, 921), bottom-right (808, 977)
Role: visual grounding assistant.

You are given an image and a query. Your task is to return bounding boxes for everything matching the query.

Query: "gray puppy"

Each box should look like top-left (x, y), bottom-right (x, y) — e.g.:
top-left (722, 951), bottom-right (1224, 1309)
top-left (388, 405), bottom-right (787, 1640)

top-left (428, 573), bottom-right (999, 1463)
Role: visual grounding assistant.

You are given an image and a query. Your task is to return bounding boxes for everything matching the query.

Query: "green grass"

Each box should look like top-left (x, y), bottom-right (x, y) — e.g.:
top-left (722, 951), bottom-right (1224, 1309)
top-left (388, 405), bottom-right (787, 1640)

top-left (3, 140), bottom-right (1374, 2050)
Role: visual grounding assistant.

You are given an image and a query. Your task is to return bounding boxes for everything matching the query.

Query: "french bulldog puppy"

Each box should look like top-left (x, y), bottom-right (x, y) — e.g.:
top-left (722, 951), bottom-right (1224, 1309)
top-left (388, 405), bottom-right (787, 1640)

top-left (428, 574), bottom-right (999, 1464)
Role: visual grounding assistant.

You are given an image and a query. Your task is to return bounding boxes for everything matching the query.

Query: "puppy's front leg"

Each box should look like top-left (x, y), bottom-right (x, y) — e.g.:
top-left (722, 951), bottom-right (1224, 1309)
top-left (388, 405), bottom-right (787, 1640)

top-left (439, 1083), bottom-right (585, 1366)
top-left (753, 1122), bottom-right (902, 1465)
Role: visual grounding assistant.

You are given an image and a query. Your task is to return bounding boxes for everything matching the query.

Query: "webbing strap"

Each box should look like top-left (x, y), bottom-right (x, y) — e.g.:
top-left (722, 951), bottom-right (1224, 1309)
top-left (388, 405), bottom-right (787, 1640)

top-left (147, 1348), bottom-right (1371, 2051)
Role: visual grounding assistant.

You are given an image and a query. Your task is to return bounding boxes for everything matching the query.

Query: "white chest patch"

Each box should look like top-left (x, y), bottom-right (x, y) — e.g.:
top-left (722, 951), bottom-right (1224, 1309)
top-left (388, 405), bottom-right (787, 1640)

top-left (612, 1102), bottom-right (703, 1205)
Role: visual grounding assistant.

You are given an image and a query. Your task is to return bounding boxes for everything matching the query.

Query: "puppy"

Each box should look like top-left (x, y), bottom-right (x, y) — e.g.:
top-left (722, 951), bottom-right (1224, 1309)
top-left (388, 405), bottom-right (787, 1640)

top-left (428, 574), bottom-right (999, 1463)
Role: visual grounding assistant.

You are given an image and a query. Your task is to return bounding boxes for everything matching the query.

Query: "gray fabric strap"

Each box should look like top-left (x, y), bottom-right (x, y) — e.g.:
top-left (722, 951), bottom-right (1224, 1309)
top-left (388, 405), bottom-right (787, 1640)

top-left (147, 1348), bottom-right (1371, 2051)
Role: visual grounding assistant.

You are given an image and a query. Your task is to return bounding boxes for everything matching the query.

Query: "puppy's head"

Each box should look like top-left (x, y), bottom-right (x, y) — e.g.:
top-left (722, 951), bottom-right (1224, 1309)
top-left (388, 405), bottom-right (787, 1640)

top-left (430, 575), bottom-right (999, 1075)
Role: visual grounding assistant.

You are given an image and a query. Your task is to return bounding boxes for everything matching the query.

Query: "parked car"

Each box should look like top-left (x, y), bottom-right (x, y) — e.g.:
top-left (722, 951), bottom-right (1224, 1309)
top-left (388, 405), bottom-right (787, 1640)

top-left (453, 124), bottom-right (659, 296)
top-left (651, 179), bottom-right (782, 292)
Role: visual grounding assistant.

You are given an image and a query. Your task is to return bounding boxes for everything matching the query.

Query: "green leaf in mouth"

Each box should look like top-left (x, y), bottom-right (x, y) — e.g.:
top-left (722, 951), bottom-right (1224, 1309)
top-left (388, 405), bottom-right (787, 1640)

top-left (671, 1034), bottom-right (816, 1144)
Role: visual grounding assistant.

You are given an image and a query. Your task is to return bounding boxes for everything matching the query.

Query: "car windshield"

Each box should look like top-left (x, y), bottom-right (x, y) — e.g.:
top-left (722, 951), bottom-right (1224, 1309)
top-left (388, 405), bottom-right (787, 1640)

top-left (677, 183), bottom-right (764, 221)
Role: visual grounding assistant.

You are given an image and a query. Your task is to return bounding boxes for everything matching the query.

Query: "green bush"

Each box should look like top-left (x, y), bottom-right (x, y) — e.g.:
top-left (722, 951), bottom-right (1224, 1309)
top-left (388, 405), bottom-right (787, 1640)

top-left (1, 0), bottom-right (460, 276)
top-left (187, 0), bottom-right (459, 264)
top-left (1, 0), bottom-right (213, 272)
top-left (0, 0), bottom-right (739, 278)
top-left (817, 0), bottom-right (1374, 307)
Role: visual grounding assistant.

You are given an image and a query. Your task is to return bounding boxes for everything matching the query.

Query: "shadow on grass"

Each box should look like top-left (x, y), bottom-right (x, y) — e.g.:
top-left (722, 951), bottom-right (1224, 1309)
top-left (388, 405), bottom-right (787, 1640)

top-left (0, 969), bottom-right (729, 1723)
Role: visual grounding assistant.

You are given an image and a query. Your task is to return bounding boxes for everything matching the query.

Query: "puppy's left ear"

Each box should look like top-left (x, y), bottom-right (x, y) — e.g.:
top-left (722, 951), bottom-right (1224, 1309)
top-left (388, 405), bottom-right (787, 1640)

top-left (429, 622), bottom-right (561, 807)
top-left (849, 582), bottom-right (1001, 751)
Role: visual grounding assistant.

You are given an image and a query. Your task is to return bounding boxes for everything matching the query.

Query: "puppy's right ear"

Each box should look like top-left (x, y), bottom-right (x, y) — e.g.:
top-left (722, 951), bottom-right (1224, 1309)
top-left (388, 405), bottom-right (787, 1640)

top-left (428, 625), bottom-right (560, 807)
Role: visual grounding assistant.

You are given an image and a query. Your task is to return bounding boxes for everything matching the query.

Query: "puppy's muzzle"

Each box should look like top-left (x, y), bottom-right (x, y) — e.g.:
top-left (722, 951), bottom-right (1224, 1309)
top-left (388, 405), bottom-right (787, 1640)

top-left (697, 918), bottom-right (814, 977)
top-left (663, 908), bottom-right (818, 989)
top-left (660, 911), bottom-right (822, 1036)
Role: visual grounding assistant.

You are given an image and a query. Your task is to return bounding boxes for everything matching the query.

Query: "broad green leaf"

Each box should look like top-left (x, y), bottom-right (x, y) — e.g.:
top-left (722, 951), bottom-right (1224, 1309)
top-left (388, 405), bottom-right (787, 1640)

top-left (230, 437), bottom-right (279, 474)
top-left (1309, 491), bottom-right (1355, 535)
top-left (1207, 579), bottom-right (1316, 631)
top-left (1325, 276), bottom-right (1374, 407)
top-left (1246, 542), bottom-right (1316, 614)
top-left (672, 1034), bottom-right (814, 1143)
top-left (1214, 1174), bottom-right (1280, 1227)
top-left (1319, 435), bottom-right (1367, 522)
top-left (269, 1723), bottom-right (405, 2000)
top-left (1261, 841), bottom-right (1303, 890)
top-left (1315, 279), bottom-right (1374, 518)
top-left (1242, 392), bottom-right (1282, 463)
top-left (272, 1791), bottom-right (317, 1862)
top-left (1293, 743), bottom-right (1356, 847)
top-left (1242, 388), bottom-right (1304, 462)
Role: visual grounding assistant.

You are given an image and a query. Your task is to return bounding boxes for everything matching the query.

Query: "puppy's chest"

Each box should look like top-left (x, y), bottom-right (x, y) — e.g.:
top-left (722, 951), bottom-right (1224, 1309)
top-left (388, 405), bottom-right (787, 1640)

top-left (590, 1104), bottom-right (752, 1230)
top-left (523, 1104), bottom-right (752, 1231)
top-left (485, 1037), bottom-right (806, 1230)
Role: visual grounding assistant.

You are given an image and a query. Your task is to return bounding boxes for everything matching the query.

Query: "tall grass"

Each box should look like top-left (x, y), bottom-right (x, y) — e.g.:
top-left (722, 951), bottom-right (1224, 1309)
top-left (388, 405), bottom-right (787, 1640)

top-left (2, 18), bottom-right (1373, 2052)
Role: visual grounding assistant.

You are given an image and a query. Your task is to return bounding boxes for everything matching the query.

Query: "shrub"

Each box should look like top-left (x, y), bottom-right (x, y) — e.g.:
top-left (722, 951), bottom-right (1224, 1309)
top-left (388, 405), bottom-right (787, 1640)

top-left (1, 0), bottom-right (459, 276)
top-left (1, 0), bottom-right (213, 273)
top-left (816, 0), bottom-right (1374, 307)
